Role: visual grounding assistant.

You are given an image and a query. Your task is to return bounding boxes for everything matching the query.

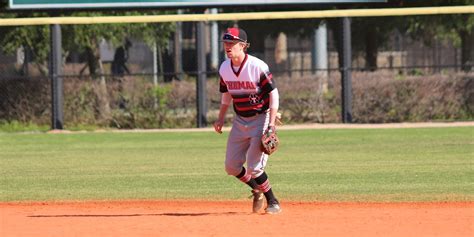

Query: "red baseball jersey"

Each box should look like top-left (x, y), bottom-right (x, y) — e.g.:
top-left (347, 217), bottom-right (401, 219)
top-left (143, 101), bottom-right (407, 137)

top-left (219, 54), bottom-right (276, 117)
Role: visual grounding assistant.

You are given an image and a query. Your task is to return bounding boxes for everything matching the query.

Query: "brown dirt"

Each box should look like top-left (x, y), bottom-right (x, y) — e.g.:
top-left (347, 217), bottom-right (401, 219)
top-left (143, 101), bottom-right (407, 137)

top-left (1, 201), bottom-right (472, 237)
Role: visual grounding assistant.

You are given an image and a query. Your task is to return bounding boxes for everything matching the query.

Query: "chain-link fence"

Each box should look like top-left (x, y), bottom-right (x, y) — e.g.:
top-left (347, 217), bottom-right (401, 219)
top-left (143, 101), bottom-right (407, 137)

top-left (1, 16), bottom-right (473, 129)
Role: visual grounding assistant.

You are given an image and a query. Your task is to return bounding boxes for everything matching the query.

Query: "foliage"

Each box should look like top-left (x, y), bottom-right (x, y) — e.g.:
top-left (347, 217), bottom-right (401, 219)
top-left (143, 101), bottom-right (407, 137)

top-left (405, 11), bottom-right (474, 48)
top-left (0, 13), bottom-right (51, 75)
top-left (277, 76), bottom-right (335, 123)
top-left (0, 10), bottom-right (175, 76)
top-left (0, 72), bottom-right (472, 131)
top-left (401, 0), bottom-right (474, 71)
top-left (0, 77), bottom-right (51, 125)
top-left (148, 83), bottom-right (173, 128)
top-left (1, 2), bottom-right (472, 75)
top-left (0, 120), bottom-right (49, 133)
top-left (351, 72), bottom-right (473, 122)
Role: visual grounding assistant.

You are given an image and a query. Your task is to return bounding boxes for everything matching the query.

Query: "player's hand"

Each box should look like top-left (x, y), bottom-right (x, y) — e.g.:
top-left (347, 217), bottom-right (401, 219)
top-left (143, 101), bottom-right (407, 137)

top-left (213, 119), bottom-right (224, 134)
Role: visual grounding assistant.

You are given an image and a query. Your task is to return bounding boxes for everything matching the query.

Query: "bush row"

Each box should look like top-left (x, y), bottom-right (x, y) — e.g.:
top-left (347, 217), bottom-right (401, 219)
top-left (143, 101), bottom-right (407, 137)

top-left (0, 72), bottom-right (472, 129)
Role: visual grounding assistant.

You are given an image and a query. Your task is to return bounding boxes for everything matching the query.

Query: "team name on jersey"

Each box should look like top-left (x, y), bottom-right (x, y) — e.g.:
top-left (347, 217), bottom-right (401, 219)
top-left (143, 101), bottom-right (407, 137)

top-left (227, 81), bottom-right (256, 90)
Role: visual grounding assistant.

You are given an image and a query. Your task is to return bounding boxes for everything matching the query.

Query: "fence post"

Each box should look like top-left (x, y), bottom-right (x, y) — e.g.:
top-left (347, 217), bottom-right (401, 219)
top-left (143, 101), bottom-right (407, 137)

top-left (174, 10), bottom-right (184, 81)
top-left (313, 22), bottom-right (328, 76)
top-left (196, 20), bottom-right (208, 128)
top-left (210, 8), bottom-right (219, 71)
top-left (50, 24), bottom-right (63, 130)
top-left (341, 17), bottom-right (352, 123)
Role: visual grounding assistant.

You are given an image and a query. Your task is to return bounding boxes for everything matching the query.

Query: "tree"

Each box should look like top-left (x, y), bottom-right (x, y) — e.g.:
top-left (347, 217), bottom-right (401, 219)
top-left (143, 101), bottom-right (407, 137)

top-left (231, 5), bottom-right (400, 71)
top-left (0, 7), bottom-right (175, 121)
top-left (0, 12), bottom-right (51, 76)
top-left (0, 10), bottom-right (175, 76)
top-left (62, 11), bottom-right (175, 120)
top-left (399, 0), bottom-right (474, 71)
top-left (62, 11), bottom-right (175, 77)
top-left (350, 17), bottom-right (404, 71)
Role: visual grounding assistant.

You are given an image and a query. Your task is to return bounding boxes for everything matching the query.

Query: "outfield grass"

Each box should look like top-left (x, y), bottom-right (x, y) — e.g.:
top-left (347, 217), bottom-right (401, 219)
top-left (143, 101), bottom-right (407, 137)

top-left (0, 127), bottom-right (472, 202)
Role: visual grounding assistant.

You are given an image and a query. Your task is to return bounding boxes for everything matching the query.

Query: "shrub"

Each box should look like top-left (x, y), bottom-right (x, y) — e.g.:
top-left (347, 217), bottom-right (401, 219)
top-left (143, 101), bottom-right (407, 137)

top-left (351, 72), bottom-right (473, 123)
top-left (0, 72), bottom-right (472, 130)
top-left (0, 120), bottom-right (49, 133)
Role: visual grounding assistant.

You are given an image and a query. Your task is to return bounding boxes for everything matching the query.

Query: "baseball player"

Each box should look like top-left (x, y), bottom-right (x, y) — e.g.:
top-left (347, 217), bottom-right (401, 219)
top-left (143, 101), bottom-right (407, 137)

top-left (213, 27), bottom-right (281, 214)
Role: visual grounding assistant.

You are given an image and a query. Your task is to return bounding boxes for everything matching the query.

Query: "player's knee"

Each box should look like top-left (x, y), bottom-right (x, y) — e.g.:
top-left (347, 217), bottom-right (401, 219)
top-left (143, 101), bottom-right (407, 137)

top-left (225, 166), bottom-right (241, 176)
top-left (224, 161), bottom-right (241, 176)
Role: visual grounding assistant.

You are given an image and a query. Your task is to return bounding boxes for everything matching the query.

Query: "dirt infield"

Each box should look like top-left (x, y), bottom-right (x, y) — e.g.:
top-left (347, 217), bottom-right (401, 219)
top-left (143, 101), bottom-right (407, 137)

top-left (1, 201), bottom-right (472, 237)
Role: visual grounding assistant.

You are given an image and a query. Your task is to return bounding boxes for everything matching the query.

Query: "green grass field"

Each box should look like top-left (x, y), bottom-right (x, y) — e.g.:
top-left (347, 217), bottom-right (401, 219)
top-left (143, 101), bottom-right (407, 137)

top-left (0, 127), bottom-right (472, 202)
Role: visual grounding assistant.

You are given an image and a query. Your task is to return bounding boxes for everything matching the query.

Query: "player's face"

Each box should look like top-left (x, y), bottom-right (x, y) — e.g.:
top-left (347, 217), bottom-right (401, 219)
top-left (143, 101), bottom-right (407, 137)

top-left (224, 41), bottom-right (245, 59)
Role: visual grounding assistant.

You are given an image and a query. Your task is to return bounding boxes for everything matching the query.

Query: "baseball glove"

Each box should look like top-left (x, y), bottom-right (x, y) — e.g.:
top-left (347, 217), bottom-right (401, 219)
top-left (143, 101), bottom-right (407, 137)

top-left (261, 126), bottom-right (279, 155)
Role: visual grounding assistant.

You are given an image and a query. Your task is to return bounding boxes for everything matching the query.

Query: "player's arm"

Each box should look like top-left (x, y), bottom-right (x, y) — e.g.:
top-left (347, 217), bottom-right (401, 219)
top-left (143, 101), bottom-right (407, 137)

top-left (214, 92), bottom-right (232, 134)
top-left (268, 88), bottom-right (280, 127)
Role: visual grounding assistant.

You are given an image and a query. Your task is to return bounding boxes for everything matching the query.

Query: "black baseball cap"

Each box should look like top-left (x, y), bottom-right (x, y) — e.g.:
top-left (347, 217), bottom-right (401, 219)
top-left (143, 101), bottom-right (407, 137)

top-left (221, 27), bottom-right (248, 43)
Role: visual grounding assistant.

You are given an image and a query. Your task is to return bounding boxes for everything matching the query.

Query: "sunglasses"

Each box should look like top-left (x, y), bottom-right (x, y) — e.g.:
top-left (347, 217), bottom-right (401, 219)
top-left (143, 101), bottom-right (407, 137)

top-left (222, 33), bottom-right (246, 42)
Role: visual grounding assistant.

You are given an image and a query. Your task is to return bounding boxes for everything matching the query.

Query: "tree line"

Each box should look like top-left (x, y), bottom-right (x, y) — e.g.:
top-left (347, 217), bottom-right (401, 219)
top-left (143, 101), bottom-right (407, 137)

top-left (0, 0), bottom-right (472, 78)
